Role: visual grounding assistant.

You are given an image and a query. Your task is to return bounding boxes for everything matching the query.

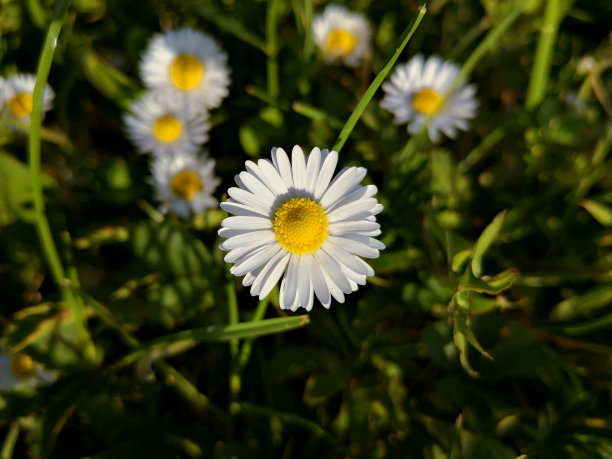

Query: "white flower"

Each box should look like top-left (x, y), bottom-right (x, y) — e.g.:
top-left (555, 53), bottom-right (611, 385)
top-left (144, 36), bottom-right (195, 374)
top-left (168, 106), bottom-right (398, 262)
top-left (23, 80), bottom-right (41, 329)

top-left (123, 91), bottom-right (210, 156)
top-left (139, 27), bottom-right (230, 111)
top-left (380, 54), bottom-right (478, 142)
top-left (151, 151), bottom-right (220, 219)
top-left (0, 73), bottom-right (54, 124)
top-left (0, 351), bottom-right (56, 392)
top-left (313, 5), bottom-right (371, 67)
top-left (218, 146), bottom-right (384, 311)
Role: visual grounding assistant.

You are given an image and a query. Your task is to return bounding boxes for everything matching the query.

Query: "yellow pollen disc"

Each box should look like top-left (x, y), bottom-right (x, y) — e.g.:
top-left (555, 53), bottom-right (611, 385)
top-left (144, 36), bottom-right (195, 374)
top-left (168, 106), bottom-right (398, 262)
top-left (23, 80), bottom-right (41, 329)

top-left (8, 92), bottom-right (33, 117)
top-left (153, 115), bottom-right (182, 142)
top-left (10, 354), bottom-right (34, 377)
top-left (170, 54), bottom-right (204, 91)
top-left (171, 170), bottom-right (201, 200)
top-left (273, 198), bottom-right (328, 255)
top-left (325, 29), bottom-right (357, 57)
top-left (413, 88), bottom-right (442, 115)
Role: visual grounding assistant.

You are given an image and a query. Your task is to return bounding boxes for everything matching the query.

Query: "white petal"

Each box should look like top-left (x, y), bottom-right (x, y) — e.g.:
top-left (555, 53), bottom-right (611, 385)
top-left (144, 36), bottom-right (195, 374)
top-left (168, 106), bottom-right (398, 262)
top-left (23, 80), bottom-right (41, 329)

top-left (227, 187), bottom-right (273, 215)
top-left (220, 230), bottom-right (276, 250)
top-left (304, 147), bottom-right (321, 194)
top-left (222, 216), bottom-right (272, 230)
top-left (315, 249), bottom-right (353, 294)
top-left (298, 256), bottom-right (311, 309)
top-left (272, 147), bottom-right (294, 188)
top-left (327, 198), bottom-right (380, 223)
top-left (313, 150), bottom-right (338, 200)
top-left (319, 167), bottom-right (367, 209)
top-left (257, 159), bottom-right (289, 196)
top-left (231, 244), bottom-right (282, 277)
top-left (252, 251), bottom-right (290, 299)
top-left (325, 184), bottom-right (378, 213)
top-left (221, 201), bottom-right (268, 218)
top-left (321, 242), bottom-right (370, 277)
top-left (328, 220), bottom-right (380, 236)
top-left (291, 145), bottom-right (307, 191)
top-left (239, 171), bottom-right (277, 202)
top-left (280, 254), bottom-right (299, 309)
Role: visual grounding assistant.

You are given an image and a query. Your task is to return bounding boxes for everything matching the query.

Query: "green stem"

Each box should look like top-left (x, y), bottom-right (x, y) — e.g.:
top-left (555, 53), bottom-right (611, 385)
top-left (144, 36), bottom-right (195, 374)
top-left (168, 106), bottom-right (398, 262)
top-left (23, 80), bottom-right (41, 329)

top-left (458, 126), bottom-right (506, 173)
top-left (226, 274), bottom-right (241, 409)
top-left (266, 0), bottom-right (281, 101)
top-left (28, 0), bottom-right (94, 360)
top-left (525, 0), bottom-right (563, 109)
top-left (0, 421), bottom-right (19, 459)
top-left (332, 5), bottom-right (427, 153)
top-left (302, 0), bottom-right (314, 60)
top-left (292, 101), bottom-right (344, 129)
top-left (238, 297), bottom-right (270, 373)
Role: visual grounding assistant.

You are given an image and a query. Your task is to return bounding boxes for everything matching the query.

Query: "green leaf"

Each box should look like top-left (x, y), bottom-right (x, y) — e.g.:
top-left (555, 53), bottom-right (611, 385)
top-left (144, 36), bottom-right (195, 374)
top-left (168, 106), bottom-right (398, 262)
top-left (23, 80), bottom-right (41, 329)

top-left (304, 373), bottom-right (348, 407)
top-left (471, 210), bottom-right (507, 278)
top-left (114, 316), bottom-right (310, 368)
top-left (550, 284), bottom-right (612, 321)
top-left (132, 220), bottom-right (213, 276)
top-left (0, 151), bottom-right (55, 227)
top-left (452, 249), bottom-right (472, 273)
top-left (461, 268), bottom-right (520, 295)
top-left (579, 199), bottom-right (612, 226)
top-left (453, 306), bottom-right (492, 377)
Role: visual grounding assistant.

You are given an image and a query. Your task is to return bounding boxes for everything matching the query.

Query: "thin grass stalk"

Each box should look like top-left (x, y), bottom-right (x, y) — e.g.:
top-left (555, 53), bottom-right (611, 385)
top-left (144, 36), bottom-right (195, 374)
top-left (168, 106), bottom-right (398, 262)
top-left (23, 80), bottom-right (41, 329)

top-left (266, 0), bottom-right (281, 101)
top-left (332, 5), bottom-right (427, 153)
top-left (28, 0), bottom-right (95, 360)
top-left (526, 0), bottom-right (563, 109)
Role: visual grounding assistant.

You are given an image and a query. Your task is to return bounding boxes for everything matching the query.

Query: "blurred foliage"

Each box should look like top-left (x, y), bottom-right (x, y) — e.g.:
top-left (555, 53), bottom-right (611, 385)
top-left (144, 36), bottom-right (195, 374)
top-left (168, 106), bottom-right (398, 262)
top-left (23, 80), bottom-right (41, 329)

top-left (1, 0), bottom-right (612, 457)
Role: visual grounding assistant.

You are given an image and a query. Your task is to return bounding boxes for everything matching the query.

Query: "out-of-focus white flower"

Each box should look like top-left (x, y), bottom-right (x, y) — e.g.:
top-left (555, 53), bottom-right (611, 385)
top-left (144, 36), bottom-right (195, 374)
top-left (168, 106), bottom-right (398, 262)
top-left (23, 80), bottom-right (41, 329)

top-left (380, 54), bottom-right (478, 142)
top-left (151, 150), bottom-right (220, 219)
top-left (123, 91), bottom-right (210, 156)
top-left (0, 351), bottom-right (56, 392)
top-left (139, 27), bottom-right (230, 112)
top-left (313, 5), bottom-right (371, 67)
top-left (1, 74), bottom-right (54, 124)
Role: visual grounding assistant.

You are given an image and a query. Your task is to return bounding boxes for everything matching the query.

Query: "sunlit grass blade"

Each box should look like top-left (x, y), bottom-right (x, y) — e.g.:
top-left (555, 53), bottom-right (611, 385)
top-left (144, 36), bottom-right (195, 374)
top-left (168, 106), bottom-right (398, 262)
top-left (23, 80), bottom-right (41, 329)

top-left (266, 0), bottom-right (281, 101)
top-left (525, 0), bottom-right (565, 109)
top-left (114, 316), bottom-right (310, 369)
top-left (292, 101), bottom-right (344, 129)
top-left (332, 5), bottom-right (427, 153)
top-left (28, 0), bottom-right (95, 362)
top-left (471, 210), bottom-right (507, 278)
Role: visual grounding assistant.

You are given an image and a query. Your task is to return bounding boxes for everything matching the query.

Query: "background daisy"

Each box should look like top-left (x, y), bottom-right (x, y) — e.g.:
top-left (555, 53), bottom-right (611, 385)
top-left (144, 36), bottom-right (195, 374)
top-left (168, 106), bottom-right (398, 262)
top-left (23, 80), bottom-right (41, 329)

top-left (380, 54), bottom-right (478, 142)
top-left (219, 145), bottom-right (384, 311)
top-left (140, 27), bottom-right (230, 111)
top-left (151, 150), bottom-right (220, 219)
top-left (123, 91), bottom-right (210, 156)
top-left (1, 73), bottom-right (54, 124)
top-left (312, 4), bottom-right (371, 67)
top-left (0, 351), bottom-right (55, 391)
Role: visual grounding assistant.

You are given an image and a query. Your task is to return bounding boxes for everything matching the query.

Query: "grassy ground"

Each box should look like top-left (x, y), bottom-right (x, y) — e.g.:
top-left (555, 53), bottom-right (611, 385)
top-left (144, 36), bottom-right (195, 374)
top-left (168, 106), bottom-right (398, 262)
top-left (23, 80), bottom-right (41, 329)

top-left (1, 0), bottom-right (612, 457)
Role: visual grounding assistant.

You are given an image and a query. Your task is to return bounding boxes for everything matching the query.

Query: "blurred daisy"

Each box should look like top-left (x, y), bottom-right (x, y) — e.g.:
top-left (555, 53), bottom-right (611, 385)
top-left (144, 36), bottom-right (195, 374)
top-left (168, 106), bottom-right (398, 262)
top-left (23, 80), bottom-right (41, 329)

top-left (151, 151), bottom-right (220, 219)
top-left (140, 27), bottom-right (230, 111)
top-left (313, 5), bottom-right (371, 67)
top-left (0, 350), bottom-right (56, 391)
top-left (380, 54), bottom-right (478, 142)
top-left (219, 146), bottom-right (384, 311)
top-left (1, 73), bottom-right (54, 124)
top-left (123, 91), bottom-right (210, 156)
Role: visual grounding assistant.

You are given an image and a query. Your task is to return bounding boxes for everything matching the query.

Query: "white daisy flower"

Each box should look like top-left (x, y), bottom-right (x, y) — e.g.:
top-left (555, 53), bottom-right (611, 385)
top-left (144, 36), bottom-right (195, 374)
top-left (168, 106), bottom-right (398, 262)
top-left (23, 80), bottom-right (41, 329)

top-left (151, 151), bottom-right (220, 219)
top-left (380, 54), bottom-right (478, 142)
top-left (0, 351), bottom-right (56, 392)
top-left (313, 5), bottom-right (371, 67)
top-left (219, 146), bottom-right (384, 311)
top-left (1, 73), bottom-right (54, 124)
top-left (140, 27), bottom-right (230, 111)
top-left (123, 91), bottom-right (210, 156)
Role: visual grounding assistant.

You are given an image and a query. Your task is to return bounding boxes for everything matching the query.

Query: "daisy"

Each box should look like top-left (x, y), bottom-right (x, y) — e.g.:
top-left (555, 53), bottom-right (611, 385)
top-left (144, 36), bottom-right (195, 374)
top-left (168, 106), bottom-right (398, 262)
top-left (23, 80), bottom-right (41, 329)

top-left (219, 146), bottom-right (384, 311)
top-left (313, 5), bottom-right (371, 67)
top-left (140, 27), bottom-right (230, 111)
top-left (1, 73), bottom-right (54, 124)
top-left (123, 91), bottom-right (210, 156)
top-left (0, 350), bottom-right (55, 391)
top-left (151, 150), bottom-right (220, 219)
top-left (380, 54), bottom-right (478, 142)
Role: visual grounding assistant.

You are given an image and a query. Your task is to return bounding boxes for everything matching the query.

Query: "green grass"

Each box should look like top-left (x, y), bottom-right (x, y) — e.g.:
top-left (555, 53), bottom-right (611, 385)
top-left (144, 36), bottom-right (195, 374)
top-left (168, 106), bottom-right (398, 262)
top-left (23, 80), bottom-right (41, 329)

top-left (1, 0), bottom-right (612, 457)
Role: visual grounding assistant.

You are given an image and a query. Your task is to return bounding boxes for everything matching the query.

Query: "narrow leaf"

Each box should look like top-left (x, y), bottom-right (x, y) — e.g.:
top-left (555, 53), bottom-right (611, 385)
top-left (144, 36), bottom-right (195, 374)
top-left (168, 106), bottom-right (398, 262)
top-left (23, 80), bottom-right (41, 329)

top-left (579, 199), bottom-right (612, 226)
top-left (471, 210), bottom-right (507, 278)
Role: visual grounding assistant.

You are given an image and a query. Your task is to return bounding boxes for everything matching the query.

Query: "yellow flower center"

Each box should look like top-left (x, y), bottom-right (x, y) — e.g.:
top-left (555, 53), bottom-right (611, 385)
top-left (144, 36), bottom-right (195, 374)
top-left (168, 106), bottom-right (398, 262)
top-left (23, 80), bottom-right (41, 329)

top-left (8, 92), bottom-right (33, 117)
top-left (273, 198), bottom-right (328, 255)
top-left (170, 54), bottom-right (204, 91)
top-left (153, 115), bottom-right (182, 142)
top-left (325, 29), bottom-right (357, 57)
top-left (171, 170), bottom-right (201, 200)
top-left (413, 88), bottom-right (442, 115)
top-left (10, 354), bottom-right (34, 377)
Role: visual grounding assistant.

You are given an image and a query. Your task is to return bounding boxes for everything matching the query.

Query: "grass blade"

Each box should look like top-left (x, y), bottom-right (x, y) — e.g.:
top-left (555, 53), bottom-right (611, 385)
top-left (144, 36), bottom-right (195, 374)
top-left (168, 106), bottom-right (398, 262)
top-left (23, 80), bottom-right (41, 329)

top-left (332, 5), bottom-right (427, 153)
